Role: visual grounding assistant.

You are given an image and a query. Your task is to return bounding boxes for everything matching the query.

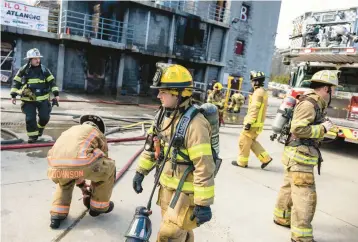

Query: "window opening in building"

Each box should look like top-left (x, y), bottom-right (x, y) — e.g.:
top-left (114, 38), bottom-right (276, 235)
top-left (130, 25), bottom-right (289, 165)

top-left (176, 17), bottom-right (204, 47)
top-left (235, 40), bottom-right (245, 55)
top-left (215, 0), bottom-right (227, 22)
top-left (1, 42), bottom-right (14, 84)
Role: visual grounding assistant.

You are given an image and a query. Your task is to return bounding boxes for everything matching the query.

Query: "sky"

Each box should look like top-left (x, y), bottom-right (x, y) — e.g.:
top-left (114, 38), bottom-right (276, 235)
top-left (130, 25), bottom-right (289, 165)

top-left (275, 0), bottom-right (358, 48)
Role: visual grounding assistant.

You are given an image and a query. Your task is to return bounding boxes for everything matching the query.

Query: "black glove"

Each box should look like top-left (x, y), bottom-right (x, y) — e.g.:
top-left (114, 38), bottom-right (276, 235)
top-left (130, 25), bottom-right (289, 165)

top-left (133, 172), bottom-right (144, 194)
top-left (190, 205), bottom-right (212, 226)
top-left (52, 98), bottom-right (59, 107)
top-left (244, 123), bottom-right (251, 130)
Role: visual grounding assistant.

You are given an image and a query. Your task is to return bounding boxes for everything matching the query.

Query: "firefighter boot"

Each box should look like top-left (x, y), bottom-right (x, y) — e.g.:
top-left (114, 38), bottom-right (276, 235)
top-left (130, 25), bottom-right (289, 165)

top-left (50, 216), bottom-right (66, 229)
top-left (28, 136), bottom-right (38, 143)
top-left (89, 201), bottom-right (114, 217)
top-left (231, 161), bottom-right (248, 168)
top-left (261, 158), bottom-right (273, 169)
top-left (38, 128), bottom-right (44, 137)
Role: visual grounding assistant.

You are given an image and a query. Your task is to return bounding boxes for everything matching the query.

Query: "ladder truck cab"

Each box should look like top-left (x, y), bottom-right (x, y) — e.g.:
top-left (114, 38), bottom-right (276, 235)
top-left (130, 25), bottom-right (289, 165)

top-left (280, 7), bottom-right (358, 144)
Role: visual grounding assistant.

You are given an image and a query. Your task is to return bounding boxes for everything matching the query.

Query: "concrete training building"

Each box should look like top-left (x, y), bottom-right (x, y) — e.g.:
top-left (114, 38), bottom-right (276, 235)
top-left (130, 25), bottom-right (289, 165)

top-left (1, 0), bottom-right (281, 98)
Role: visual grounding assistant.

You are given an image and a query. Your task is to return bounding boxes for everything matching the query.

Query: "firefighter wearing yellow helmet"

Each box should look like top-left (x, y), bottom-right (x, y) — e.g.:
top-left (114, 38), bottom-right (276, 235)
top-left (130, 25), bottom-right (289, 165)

top-left (132, 63), bottom-right (215, 241)
top-left (207, 82), bottom-right (225, 126)
top-left (273, 70), bottom-right (340, 242)
top-left (232, 70), bottom-right (272, 168)
top-left (228, 90), bottom-right (245, 113)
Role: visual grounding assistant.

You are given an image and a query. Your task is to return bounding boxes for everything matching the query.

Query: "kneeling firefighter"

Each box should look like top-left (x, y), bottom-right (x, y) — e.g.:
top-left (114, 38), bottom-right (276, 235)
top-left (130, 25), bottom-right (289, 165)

top-left (232, 71), bottom-right (272, 168)
top-left (10, 48), bottom-right (60, 143)
top-left (129, 63), bottom-right (219, 242)
top-left (228, 90), bottom-right (245, 113)
top-left (207, 82), bottom-right (225, 126)
top-left (273, 70), bottom-right (339, 242)
top-left (47, 114), bottom-right (116, 229)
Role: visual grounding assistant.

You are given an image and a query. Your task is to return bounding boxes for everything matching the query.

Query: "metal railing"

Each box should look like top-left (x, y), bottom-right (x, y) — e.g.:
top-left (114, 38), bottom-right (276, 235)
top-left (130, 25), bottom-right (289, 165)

top-left (47, 11), bottom-right (59, 33)
top-left (154, 0), bottom-right (198, 15)
top-left (194, 81), bottom-right (207, 90)
top-left (60, 10), bottom-right (135, 44)
top-left (207, 4), bottom-right (230, 24)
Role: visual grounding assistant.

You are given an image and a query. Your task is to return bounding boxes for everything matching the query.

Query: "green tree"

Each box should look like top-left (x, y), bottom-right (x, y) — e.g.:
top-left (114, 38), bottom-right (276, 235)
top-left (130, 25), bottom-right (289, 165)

top-left (271, 75), bottom-right (290, 84)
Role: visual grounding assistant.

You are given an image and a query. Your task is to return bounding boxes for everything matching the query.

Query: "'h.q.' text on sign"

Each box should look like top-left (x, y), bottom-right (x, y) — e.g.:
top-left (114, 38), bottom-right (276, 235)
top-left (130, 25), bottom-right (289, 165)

top-left (1, 0), bottom-right (49, 32)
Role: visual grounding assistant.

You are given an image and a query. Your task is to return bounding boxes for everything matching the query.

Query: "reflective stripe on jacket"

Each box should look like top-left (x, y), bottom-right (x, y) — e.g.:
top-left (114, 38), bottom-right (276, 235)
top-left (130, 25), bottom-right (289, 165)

top-left (284, 91), bottom-right (326, 167)
top-left (137, 101), bottom-right (216, 206)
top-left (244, 87), bottom-right (268, 133)
top-left (207, 91), bottom-right (224, 109)
top-left (10, 64), bottom-right (58, 101)
top-left (47, 124), bottom-right (108, 167)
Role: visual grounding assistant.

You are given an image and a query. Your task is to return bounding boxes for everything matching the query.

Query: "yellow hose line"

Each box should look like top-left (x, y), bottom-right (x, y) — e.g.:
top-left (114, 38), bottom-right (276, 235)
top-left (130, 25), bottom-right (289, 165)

top-left (122, 121), bottom-right (152, 129)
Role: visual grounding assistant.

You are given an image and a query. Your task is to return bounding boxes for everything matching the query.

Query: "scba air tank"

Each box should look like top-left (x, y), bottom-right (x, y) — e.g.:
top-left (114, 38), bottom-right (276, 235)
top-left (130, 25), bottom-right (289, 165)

top-left (200, 103), bottom-right (220, 156)
top-left (272, 96), bottom-right (297, 134)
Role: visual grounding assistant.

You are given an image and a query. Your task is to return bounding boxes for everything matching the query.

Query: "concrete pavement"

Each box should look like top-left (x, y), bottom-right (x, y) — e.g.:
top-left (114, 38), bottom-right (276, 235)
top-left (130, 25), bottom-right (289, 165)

top-left (1, 92), bottom-right (358, 242)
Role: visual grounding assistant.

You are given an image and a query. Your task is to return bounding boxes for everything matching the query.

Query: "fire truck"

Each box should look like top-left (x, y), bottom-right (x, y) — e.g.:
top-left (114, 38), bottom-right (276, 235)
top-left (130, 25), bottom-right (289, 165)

top-left (281, 7), bottom-right (358, 144)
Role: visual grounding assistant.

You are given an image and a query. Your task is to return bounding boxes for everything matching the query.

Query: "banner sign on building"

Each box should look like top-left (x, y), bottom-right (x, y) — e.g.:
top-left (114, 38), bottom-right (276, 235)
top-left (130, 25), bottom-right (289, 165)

top-left (1, 0), bottom-right (49, 32)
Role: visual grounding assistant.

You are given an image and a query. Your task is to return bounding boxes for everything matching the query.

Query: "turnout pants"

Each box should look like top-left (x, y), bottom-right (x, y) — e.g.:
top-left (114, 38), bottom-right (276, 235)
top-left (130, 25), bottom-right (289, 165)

top-left (156, 186), bottom-right (198, 242)
top-left (274, 170), bottom-right (316, 242)
top-left (48, 157), bottom-right (116, 219)
top-left (235, 129), bottom-right (272, 166)
top-left (21, 100), bottom-right (52, 138)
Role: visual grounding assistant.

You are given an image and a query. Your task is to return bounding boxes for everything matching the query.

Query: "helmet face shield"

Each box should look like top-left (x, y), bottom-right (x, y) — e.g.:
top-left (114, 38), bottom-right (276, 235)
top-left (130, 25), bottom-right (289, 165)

top-left (150, 62), bottom-right (194, 97)
top-left (152, 69), bottom-right (162, 87)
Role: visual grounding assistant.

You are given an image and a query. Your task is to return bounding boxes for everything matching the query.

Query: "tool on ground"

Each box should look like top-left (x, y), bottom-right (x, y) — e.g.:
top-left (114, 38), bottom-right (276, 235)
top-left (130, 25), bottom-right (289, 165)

top-left (125, 206), bottom-right (152, 242)
top-left (125, 130), bottom-right (176, 242)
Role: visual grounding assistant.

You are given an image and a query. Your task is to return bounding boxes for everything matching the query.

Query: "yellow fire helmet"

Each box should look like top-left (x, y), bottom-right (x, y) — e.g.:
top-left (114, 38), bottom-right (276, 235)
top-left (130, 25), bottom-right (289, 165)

top-left (151, 62), bottom-right (193, 97)
top-left (213, 82), bottom-right (223, 90)
top-left (310, 70), bottom-right (342, 87)
top-left (250, 70), bottom-right (265, 81)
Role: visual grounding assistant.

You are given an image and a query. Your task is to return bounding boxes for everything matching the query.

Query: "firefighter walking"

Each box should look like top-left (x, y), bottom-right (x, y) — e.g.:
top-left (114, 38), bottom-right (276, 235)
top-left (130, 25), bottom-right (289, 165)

top-left (228, 90), bottom-right (245, 113)
top-left (273, 70), bottom-right (339, 242)
top-left (10, 48), bottom-right (59, 143)
top-left (232, 71), bottom-right (272, 168)
top-left (47, 114), bottom-right (116, 229)
top-left (132, 63), bottom-right (215, 242)
top-left (207, 82), bottom-right (225, 126)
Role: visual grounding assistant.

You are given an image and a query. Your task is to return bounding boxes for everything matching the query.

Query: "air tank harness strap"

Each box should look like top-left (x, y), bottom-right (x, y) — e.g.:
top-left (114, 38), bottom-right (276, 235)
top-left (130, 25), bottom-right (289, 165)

top-left (168, 105), bottom-right (200, 209)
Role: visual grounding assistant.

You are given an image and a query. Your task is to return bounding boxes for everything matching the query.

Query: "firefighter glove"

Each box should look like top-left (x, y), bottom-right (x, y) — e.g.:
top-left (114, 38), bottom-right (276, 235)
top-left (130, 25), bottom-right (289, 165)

top-left (133, 172), bottom-right (144, 194)
top-left (52, 98), bottom-right (59, 107)
top-left (190, 205), bottom-right (212, 226)
top-left (322, 120), bottom-right (333, 133)
top-left (244, 123), bottom-right (251, 130)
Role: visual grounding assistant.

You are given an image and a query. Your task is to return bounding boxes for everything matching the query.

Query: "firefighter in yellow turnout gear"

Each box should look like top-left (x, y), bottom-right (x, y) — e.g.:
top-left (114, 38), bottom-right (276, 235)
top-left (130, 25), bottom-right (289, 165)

top-left (47, 114), bottom-right (116, 229)
top-left (228, 90), bottom-right (245, 113)
top-left (273, 70), bottom-right (340, 242)
top-left (10, 48), bottom-right (59, 143)
top-left (232, 71), bottom-right (272, 168)
top-left (132, 63), bottom-right (215, 242)
top-left (207, 82), bottom-right (225, 126)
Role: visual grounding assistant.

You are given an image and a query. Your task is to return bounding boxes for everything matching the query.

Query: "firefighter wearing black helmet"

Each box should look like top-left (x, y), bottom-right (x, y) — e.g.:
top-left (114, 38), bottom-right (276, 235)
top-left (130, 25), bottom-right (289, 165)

top-left (232, 71), bottom-right (273, 168)
top-left (47, 114), bottom-right (116, 229)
